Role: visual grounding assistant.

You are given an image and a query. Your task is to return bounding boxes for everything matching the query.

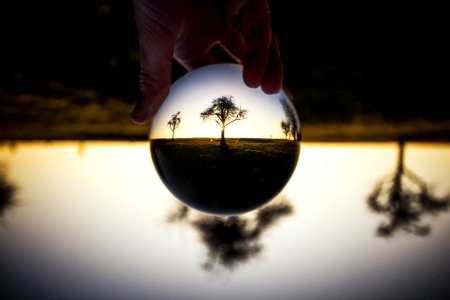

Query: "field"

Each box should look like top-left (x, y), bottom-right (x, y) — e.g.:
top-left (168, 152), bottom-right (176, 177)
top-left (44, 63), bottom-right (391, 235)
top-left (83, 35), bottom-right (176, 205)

top-left (2, 88), bottom-right (450, 142)
top-left (150, 138), bottom-right (300, 215)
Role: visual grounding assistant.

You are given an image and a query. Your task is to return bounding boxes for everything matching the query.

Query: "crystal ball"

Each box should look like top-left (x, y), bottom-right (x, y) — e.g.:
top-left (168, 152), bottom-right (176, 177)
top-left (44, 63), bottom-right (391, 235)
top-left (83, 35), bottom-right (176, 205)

top-left (149, 63), bottom-right (301, 215)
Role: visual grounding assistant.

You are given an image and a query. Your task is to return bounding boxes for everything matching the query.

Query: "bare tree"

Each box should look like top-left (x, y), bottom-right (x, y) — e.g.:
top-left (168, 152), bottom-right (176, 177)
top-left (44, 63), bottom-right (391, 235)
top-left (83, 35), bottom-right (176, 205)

top-left (167, 199), bottom-right (293, 271)
top-left (367, 140), bottom-right (449, 237)
top-left (200, 95), bottom-right (248, 146)
top-left (0, 166), bottom-right (16, 218)
top-left (167, 111), bottom-right (181, 140)
top-left (281, 120), bottom-right (291, 140)
top-left (279, 96), bottom-right (299, 141)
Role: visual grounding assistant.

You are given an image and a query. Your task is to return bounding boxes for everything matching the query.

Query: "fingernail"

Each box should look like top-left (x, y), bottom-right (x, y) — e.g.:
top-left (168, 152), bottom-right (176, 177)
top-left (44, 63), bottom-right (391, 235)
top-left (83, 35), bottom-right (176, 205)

top-left (131, 87), bottom-right (169, 125)
top-left (261, 82), bottom-right (282, 94)
top-left (131, 104), bottom-right (151, 125)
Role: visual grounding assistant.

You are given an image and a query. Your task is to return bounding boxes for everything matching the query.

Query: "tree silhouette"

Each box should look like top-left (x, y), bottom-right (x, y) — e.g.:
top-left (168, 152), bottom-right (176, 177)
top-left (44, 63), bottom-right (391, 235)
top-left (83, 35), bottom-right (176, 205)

top-left (167, 111), bottom-right (181, 140)
top-left (281, 120), bottom-right (291, 140)
top-left (367, 140), bottom-right (449, 237)
top-left (200, 95), bottom-right (248, 146)
top-left (279, 96), bottom-right (299, 141)
top-left (167, 198), bottom-right (293, 271)
top-left (0, 166), bottom-right (16, 218)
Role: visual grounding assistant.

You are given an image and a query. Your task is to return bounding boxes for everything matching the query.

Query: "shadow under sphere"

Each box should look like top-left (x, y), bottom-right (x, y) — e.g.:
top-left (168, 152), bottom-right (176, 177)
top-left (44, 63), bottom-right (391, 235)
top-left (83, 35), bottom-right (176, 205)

top-left (149, 64), bottom-right (301, 215)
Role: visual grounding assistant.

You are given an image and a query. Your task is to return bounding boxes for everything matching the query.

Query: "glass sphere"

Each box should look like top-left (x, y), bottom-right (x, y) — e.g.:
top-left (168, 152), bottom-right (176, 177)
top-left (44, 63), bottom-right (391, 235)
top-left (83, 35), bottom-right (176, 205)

top-left (149, 63), bottom-right (301, 215)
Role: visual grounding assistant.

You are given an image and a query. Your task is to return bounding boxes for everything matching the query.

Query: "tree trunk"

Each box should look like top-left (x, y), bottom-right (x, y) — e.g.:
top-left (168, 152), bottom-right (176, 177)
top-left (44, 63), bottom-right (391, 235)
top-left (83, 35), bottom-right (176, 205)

top-left (171, 130), bottom-right (174, 140)
top-left (220, 128), bottom-right (226, 146)
top-left (397, 140), bottom-right (404, 175)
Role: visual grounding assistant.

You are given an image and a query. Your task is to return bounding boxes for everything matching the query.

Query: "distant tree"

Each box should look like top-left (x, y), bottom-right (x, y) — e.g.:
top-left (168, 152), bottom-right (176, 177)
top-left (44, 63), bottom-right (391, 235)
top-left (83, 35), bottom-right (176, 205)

top-left (167, 199), bottom-right (293, 270)
top-left (167, 111), bottom-right (181, 140)
top-left (279, 97), bottom-right (299, 141)
top-left (0, 167), bottom-right (16, 217)
top-left (281, 120), bottom-right (291, 140)
top-left (200, 95), bottom-right (248, 146)
top-left (367, 140), bottom-right (450, 237)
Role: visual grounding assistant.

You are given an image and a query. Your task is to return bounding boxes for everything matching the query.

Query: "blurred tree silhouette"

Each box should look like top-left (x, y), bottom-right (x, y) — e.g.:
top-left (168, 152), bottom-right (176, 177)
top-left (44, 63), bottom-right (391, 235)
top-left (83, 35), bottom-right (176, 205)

top-left (367, 141), bottom-right (449, 237)
top-left (0, 165), bottom-right (16, 217)
top-left (167, 199), bottom-right (293, 270)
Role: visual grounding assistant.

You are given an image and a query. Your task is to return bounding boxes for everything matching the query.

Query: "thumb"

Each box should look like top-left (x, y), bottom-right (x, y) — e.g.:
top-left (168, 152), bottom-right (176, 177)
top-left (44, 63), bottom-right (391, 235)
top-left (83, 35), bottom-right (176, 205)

top-left (131, 2), bottom-right (175, 125)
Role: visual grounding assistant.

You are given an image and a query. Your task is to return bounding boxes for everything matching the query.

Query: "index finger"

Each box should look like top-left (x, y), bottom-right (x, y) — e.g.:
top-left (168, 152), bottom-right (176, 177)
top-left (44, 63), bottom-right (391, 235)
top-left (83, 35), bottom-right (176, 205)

top-left (239, 0), bottom-right (272, 88)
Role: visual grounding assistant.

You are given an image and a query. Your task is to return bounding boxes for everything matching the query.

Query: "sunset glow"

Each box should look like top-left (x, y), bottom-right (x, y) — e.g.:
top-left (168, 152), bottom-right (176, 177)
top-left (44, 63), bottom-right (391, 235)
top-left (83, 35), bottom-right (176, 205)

top-left (149, 64), bottom-right (298, 140)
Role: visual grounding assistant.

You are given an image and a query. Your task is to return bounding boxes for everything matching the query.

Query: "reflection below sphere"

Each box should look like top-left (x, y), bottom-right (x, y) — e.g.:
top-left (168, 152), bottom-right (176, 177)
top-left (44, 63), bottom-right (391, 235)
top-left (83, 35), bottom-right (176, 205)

top-left (149, 64), bottom-right (301, 215)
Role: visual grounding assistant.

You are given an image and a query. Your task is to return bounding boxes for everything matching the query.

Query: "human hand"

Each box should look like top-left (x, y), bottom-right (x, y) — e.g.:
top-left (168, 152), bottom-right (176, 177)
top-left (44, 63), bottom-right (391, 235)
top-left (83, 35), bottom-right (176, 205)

top-left (131, 0), bottom-right (283, 124)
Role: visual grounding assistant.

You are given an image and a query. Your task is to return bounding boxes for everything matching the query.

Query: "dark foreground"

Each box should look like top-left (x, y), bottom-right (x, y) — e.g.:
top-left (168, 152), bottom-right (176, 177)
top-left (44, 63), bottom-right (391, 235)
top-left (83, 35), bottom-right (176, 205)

top-left (151, 138), bottom-right (300, 215)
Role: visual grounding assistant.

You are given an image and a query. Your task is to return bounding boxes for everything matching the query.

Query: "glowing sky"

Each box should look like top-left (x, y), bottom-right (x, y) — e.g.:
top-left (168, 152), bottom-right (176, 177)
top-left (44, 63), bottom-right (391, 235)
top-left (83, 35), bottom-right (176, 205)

top-left (149, 64), bottom-right (298, 139)
top-left (2, 142), bottom-right (450, 299)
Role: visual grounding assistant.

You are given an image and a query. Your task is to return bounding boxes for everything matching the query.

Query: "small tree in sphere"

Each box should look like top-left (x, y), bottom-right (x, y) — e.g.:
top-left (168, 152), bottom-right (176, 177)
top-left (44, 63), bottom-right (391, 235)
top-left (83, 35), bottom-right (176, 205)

top-left (281, 120), bottom-right (291, 140)
top-left (167, 111), bottom-right (181, 140)
top-left (200, 95), bottom-right (248, 146)
top-left (279, 97), bottom-right (299, 141)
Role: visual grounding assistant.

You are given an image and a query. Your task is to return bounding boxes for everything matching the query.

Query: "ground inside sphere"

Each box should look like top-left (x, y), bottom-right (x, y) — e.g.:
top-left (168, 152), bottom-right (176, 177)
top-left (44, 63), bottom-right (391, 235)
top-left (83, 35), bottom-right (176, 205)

top-left (151, 138), bottom-right (300, 215)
